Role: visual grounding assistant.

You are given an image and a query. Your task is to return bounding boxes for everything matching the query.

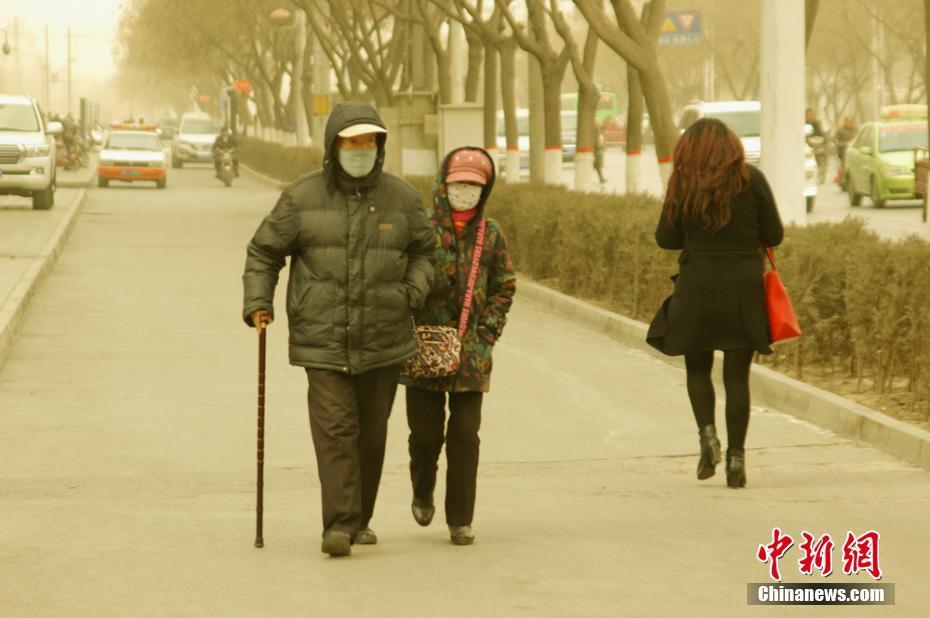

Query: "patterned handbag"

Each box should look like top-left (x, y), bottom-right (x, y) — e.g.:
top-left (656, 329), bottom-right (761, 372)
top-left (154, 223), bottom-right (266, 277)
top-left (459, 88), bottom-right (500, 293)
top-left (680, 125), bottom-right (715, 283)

top-left (402, 219), bottom-right (487, 379)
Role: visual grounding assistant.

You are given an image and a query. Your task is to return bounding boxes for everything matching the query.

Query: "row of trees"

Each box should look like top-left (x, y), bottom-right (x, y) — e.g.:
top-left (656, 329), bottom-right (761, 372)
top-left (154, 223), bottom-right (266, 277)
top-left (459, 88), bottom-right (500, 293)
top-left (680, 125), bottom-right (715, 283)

top-left (119, 0), bottom-right (688, 186)
top-left (122, 0), bottom-right (930, 188)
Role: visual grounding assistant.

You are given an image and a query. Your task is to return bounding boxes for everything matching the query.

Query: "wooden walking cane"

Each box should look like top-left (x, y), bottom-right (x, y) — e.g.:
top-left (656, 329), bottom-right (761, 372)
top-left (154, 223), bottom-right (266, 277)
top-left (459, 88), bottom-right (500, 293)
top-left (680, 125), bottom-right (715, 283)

top-left (254, 323), bottom-right (266, 548)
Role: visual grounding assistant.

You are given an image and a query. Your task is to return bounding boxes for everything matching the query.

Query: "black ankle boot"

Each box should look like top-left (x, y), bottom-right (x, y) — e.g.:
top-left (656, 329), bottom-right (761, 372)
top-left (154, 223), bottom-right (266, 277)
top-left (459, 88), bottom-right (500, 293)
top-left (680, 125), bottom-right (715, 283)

top-left (726, 448), bottom-right (747, 488)
top-left (697, 425), bottom-right (722, 480)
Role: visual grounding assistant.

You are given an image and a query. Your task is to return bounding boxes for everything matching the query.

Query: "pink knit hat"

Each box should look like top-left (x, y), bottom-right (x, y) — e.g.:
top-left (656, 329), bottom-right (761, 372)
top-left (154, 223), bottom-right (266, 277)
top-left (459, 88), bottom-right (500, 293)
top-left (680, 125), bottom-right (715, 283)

top-left (445, 149), bottom-right (492, 185)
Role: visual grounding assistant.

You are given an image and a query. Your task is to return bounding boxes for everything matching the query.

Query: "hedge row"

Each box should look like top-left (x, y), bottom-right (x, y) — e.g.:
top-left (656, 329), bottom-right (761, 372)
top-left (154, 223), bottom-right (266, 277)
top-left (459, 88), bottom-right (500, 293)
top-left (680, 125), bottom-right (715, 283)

top-left (241, 139), bottom-right (930, 421)
top-left (408, 178), bottom-right (930, 420)
top-left (237, 137), bottom-right (323, 184)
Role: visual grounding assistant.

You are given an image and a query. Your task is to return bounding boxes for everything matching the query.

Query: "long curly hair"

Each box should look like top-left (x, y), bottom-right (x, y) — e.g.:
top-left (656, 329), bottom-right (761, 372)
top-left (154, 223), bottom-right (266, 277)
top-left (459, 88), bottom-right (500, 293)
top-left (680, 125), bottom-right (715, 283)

top-left (664, 118), bottom-right (750, 233)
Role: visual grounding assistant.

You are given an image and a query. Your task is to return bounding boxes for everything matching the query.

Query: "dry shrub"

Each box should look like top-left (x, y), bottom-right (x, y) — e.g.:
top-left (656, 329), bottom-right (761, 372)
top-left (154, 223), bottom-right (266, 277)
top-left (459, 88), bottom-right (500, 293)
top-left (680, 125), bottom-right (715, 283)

top-left (259, 143), bottom-right (930, 418)
top-left (238, 137), bottom-right (323, 183)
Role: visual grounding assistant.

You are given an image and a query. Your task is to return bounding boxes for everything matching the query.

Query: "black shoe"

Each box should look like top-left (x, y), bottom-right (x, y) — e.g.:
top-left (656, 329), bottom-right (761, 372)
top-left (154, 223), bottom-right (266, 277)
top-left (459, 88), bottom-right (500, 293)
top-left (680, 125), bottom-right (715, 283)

top-left (354, 527), bottom-right (377, 545)
top-left (411, 497), bottom-right (435, 527)
top-left (697, 425), bottom-right (722, 480)
top-left (449, 525), bottom-right (475, 545)
top-left (726, 448), bottom-right (747, 488)
top-left (321, 531), bottom-right (351, 557)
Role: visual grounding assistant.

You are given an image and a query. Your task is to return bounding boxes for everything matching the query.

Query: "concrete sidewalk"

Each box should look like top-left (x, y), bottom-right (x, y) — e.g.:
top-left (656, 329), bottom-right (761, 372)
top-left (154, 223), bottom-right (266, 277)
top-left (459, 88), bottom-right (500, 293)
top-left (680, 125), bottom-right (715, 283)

top-left (0, 188), bottom-right (87, 366)
top-left (0, 169), bottom-right (927, 617)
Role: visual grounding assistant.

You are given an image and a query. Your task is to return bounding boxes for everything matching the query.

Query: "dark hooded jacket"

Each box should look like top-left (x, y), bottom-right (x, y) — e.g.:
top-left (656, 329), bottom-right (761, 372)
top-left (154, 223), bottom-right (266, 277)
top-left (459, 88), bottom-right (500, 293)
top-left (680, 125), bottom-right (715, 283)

top-left (400, 147), bottom-right (516, 393)
top-left (242, 101), bottom-right (435, 374)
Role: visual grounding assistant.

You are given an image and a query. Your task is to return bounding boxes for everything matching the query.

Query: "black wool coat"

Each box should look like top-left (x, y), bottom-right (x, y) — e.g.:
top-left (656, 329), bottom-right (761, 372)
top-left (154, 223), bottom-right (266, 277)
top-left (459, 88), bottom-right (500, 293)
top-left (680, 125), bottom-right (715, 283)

top-left (646, 166), bottom-right (784, 356)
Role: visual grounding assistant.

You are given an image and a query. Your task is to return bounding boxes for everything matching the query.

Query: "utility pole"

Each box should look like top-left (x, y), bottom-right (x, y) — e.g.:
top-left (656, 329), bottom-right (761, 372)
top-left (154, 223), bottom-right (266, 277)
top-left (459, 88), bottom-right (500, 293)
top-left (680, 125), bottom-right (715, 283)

top-left (872, 5), bottom-right (882, 119)
top-left (14, 18), bottom-right (22, 92)
top-left (293, 9), bottom-right (309, 147)
top-left (44, 23), bottom-right (50, 112)
top-left (760, 0), bottom-right (806, 225)
top-left (67, 28), bottom-right (73, 115)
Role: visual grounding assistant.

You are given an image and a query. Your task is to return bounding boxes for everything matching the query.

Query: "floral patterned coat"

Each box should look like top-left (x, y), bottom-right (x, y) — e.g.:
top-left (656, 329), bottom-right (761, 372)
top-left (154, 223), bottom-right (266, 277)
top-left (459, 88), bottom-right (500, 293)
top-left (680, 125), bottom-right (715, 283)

top-left (400, 147), bottom-right (516, 393)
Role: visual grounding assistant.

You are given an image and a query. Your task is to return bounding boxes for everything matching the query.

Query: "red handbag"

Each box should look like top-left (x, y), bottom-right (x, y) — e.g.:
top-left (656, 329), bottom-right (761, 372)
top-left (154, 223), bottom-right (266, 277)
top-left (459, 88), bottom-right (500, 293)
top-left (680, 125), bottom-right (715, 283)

top-left (764, 247), bottom-right (802, 343)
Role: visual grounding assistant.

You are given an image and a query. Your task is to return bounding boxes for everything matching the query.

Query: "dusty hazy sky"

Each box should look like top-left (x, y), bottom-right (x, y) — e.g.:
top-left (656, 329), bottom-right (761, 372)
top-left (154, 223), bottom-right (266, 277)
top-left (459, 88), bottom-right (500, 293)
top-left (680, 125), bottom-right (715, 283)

top-left (1, 0), bottom-right (124, 78)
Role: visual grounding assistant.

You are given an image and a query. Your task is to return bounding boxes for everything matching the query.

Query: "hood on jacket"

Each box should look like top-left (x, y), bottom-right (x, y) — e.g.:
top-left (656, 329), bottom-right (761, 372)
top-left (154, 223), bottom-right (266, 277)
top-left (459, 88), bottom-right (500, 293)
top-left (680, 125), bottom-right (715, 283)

top-left (432, 146), bottom-right (497, 231)
top-left (323, 101), bottom-right (389, 193)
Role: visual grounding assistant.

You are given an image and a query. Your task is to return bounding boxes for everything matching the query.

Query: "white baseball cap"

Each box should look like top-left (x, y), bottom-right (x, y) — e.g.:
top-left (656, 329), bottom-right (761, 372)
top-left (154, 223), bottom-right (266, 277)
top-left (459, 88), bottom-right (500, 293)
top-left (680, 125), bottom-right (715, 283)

top-left (337, 123), bottom-right (388, 138)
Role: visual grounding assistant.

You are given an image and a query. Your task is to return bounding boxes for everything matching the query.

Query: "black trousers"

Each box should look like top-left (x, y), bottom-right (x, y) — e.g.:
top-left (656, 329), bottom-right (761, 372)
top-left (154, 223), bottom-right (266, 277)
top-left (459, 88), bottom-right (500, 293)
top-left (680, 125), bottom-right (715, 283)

top-left (305, 364), bottom-right (400, 537)
top-left (406, 387), bottom-right (483, 526)
top-left (684, 349), bottom-right (754, 450)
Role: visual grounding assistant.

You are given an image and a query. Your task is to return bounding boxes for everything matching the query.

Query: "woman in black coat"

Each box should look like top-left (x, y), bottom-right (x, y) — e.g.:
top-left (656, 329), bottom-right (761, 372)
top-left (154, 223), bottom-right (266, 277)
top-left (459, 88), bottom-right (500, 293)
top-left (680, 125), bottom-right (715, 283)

top-left (647, 118), bottom-right (784, 488)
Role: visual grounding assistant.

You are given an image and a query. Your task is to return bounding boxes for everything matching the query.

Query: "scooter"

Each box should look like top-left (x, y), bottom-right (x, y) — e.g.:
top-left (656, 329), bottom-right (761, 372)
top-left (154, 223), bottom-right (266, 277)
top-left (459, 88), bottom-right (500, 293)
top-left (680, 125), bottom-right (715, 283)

top-left (217, 148), bottom-right (236, 187)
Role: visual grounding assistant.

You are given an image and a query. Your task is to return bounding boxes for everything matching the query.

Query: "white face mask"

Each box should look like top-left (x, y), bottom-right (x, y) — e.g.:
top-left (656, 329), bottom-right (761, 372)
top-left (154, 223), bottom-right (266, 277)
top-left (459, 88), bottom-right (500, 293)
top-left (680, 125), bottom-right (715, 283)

top-left (446, 182), bottom-right (483, 211)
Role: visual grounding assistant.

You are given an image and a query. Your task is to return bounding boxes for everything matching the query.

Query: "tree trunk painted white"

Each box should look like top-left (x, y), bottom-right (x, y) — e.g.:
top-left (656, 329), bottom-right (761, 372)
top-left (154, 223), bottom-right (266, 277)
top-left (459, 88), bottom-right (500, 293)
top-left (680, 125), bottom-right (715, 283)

top-left (544, 148), bottom-right (562, 186)
top-left (626, 152), bottom-right (641, 194)
top-left (659, 159), bottom-right (673, 192)
top-left (505, 149), bottom-right (521, 183)
top-left (761, 0), bottom-right (806, 225)
top-left (574, 150), bottom-right (595, 192)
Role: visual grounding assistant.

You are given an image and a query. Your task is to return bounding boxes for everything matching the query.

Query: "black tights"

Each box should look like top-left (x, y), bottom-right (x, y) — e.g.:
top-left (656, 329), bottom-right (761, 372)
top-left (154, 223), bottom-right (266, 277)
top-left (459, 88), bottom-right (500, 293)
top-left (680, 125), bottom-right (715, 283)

top-left (684, 349), bottom-right (754, 450)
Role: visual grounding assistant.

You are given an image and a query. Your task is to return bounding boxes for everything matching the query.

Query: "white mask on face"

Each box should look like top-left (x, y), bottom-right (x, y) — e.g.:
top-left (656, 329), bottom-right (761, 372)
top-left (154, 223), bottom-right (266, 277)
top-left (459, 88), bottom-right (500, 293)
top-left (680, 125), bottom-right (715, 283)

top-left (446, 182), bottom-right (483, 211)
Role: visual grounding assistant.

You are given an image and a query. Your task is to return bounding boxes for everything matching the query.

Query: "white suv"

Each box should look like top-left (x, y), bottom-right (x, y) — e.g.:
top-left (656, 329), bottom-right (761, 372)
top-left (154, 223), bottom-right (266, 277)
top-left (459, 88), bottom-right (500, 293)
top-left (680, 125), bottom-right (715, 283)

top-left (0, 95), bottom-right (61, 210)
top-left (172, 113), bottom-right (222, 168)
top-left (679, 100), bottom-right (818, 211)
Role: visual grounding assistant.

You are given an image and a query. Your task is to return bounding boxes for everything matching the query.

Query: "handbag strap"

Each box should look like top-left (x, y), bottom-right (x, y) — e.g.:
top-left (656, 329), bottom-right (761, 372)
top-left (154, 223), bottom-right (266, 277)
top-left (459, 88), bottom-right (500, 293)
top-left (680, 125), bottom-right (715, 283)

top-left (457, 218), bottom-right (487, 339)
top-left (764, 246), bottom-right (777, 271)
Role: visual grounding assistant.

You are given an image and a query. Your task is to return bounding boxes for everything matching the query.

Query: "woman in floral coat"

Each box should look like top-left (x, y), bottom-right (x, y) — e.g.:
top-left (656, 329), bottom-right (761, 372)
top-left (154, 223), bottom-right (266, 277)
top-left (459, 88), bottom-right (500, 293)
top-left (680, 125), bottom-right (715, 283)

top-left (401, 147), bottom-right (516, 545)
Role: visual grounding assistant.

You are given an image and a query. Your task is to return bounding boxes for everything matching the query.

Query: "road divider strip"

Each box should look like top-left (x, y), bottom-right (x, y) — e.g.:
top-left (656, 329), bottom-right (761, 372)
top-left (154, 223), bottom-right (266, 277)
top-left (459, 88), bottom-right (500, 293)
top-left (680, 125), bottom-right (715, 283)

top-left (519, 278), bottom-right (930, 472)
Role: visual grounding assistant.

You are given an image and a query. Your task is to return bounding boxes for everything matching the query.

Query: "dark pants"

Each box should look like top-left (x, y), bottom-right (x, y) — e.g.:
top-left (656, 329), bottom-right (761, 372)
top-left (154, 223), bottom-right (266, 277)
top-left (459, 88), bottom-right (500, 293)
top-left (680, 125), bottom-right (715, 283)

top-left (406, 387), bottom-right (483, 526)
top-left (305, 364), bottom-right (400, 537)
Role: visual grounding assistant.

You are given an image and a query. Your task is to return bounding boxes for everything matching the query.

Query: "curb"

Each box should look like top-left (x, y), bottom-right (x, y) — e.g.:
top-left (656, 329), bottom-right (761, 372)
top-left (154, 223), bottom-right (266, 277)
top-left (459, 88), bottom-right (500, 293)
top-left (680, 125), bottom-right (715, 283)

top-left (519, 279), bottom-right (930, 472)
top-left (240, 163), bottom-right (289, 191)
top-left (0, 189), bottom-right (87, 368)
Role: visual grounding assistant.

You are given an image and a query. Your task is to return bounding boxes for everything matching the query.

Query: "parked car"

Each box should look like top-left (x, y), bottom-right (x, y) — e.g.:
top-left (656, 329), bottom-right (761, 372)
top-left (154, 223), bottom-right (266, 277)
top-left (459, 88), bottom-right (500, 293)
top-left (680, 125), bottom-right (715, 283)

top-left (844, 106), bottom-right (927, 208)
top-left (561, 91), bottom-right (626, 145)
top-left (496, 108), bottom-right (579, 167)
top-left (172, 113), bottom-right (221, 168)
top-left (679, 99), bottom-right (819, 211)
top-left (0, 94), bottom-right (61, 210)
top-left (97, 129), bottom-right (168, 189)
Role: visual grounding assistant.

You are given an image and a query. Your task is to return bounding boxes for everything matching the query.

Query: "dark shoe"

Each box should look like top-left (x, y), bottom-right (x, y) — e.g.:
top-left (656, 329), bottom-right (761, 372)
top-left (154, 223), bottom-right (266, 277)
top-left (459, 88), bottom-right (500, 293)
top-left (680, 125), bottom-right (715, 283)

top-left (449, 525), bottom-right (475, 545)
top-left (697, 425), bottom-right (722, 480)
top-left (354, 527), bottom-right (377, 545)
top-left (726, 448), bottom-right (747, 488)
top-left (320, 531), bottom-right (351, 557)
top-left (411, 497), bottom-right (435, 527)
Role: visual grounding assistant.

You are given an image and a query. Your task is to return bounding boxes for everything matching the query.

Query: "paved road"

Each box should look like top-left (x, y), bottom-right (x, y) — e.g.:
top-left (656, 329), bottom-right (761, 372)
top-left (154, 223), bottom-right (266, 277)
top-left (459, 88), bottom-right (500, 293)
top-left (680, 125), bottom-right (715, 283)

top-left (1, 164), bottom-right (929, 616)
top-left (558, 148), bottom-right (930, 241)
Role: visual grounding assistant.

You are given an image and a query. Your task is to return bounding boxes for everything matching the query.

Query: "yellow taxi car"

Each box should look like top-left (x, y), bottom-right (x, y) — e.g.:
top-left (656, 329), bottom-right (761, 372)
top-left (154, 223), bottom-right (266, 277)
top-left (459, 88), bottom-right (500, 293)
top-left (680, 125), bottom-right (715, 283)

top-left (97, 125), bottom-right (168, 189)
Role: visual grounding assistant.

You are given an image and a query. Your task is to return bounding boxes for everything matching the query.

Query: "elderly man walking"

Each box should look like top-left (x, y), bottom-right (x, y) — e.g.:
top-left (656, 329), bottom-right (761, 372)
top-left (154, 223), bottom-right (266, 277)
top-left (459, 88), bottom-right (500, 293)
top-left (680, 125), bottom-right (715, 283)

top-left (243, 101), bottom-right (435, 557)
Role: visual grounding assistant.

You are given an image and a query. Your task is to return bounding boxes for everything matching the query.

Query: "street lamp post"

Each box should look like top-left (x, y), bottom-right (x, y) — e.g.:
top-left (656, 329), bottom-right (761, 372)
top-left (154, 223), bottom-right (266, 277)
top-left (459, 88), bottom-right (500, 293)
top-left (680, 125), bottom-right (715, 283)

top-left (270, 8), bottom-right (309, 147)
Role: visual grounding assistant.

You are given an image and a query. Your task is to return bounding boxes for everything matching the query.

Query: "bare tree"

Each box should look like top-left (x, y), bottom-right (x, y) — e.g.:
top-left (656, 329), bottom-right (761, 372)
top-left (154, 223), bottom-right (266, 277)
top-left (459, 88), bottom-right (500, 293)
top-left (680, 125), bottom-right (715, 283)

top-left (498, 0), bottom-right (571, 183)
top-left (546, 1), bottom-right (600, 190)
top-left (575, 0), bottom-right (678, 185)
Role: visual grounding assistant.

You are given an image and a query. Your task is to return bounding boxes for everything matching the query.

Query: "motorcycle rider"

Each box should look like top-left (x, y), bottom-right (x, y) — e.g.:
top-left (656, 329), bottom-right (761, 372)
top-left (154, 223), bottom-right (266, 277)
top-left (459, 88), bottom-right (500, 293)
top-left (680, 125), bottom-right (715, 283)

top-left (805, 108), bottom-right (826, 138)
top-left (212, 126), bottom-right (239, 178)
